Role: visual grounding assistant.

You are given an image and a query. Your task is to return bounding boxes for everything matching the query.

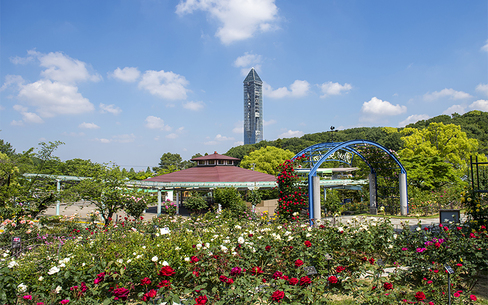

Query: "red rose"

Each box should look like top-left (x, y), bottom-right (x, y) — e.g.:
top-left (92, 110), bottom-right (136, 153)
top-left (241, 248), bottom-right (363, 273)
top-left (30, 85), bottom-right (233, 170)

top-left (140, 277), bottom-right (151, 286)
top-left (304, 240), bottom-right (312, 247)
top-left (295, 259), bottom-right (304, 267)
top-left (415, 291), bottom-right (426, 301)
top-left (273, 271), bottom-right (283, 279)
top-left (271, 290), bottom-right (285, 302)
top-left (300, 276), bottom-right (311, 286)
top-left (219, 275), bottom-right (228, 283)
top-left (265, 245), bottom-right (271, 251)
top-left (369, 258), bottom-right (375, 265)
top-left (336, 266), bottom-right (346, 273)
top-left (470, 295), bottom-right (478, 301)
top-left (328, 276), bottom-right (338, 284)
top-left (250, 266), bottom-right (263, 275)
top-left (227, 278), bottom-right (234, 284)
top-left (159, 266), bottom-right (175, 277)
top-left (383, 282), bottom-right (393, 290)
top-left (289, 278), bottom-right (299, 285)
top-left (195, 295), bottom-right (208, 304)
top-left (191, 256), bottom-right (199, 263)
top-left (157, 280), bottom-right (171, 288)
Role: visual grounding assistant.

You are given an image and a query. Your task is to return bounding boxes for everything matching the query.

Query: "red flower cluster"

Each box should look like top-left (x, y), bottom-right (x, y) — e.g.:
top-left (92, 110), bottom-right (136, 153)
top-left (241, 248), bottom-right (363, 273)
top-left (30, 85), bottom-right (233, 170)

top-left (295, 259), bottom-right (304, 267)
top-left (157, 280), bottom-right (171, 288)
top-left (250, 266), bottom-right (264, 275)
top-left (383, 282), bottom-right (393, 290)
top-left (140, 277), bottom-right (151, 286)
top-left (191, 256), bottom-right (199, 263)
top-left (328, 276), bottom-right (338, 284)
top-left (336, 266), bottom-right (346, 273)
top-left (272, 290), bottom-right (285, 302)
top-left (159, 266), bottom-right (175, 277)
top-left (195, 295), bottom-right (208, 304)
top-left (112, 287), bottom-right (130, 301)
top-left (288, 278), bottom-right (299, 285)
top-left (414, 291), bottom-right (426, 301)
top-left (219, 275), bottom-right (234, 284)
top-left (304, 240), bottom-right (312, 247)
top-left (94, 272), bottom-right (105, 285)
top-left (141, 289), bottom-right (157, 301)
top-left (300, 276), bottom-right (311, 286)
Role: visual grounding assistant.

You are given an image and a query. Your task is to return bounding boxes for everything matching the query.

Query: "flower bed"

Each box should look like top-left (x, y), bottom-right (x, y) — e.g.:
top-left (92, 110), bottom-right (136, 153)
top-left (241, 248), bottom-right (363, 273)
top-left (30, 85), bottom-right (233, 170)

top-left (0, 213), bottom-right (487, 304)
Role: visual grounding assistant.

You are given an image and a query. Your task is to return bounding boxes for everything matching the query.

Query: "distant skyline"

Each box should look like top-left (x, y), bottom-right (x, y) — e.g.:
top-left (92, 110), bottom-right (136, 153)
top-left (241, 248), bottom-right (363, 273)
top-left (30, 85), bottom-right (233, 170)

top-left (1, 1), bottom-right (487, 170)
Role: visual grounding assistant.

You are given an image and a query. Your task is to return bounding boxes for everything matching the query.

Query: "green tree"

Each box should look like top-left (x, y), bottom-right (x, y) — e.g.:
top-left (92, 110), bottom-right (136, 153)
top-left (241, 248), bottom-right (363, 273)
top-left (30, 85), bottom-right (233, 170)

top-left (240, 146), bottom-right (295, 176)
top-left (69, 164), bottom-right (132, 226)
top-left (0, 139), bottom-right (16, 156)
top-left (184, 191), bottom-right (208, 214)
top-left (400, 122), bottom-right (482, 170)
top-left (153, 152), bottom-right (183, 173)
top-left (214, 187), bottom-right (246, 216)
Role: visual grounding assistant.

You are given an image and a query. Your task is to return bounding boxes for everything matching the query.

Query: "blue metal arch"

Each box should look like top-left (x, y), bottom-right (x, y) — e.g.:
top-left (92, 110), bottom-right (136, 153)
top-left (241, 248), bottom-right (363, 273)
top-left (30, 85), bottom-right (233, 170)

top-left (292, 140), bottom-right (407, 222)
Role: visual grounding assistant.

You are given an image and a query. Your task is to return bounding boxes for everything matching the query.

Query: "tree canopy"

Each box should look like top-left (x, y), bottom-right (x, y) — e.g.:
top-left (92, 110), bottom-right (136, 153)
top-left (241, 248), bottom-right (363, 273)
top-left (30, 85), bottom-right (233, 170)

top-left (239, 146), bottom-right (295, 176)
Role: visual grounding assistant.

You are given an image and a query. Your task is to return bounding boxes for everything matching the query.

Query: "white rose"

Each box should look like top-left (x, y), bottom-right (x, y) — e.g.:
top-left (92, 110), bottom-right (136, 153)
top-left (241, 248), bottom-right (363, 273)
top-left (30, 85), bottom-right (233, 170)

top-left (55, 286), bottom-right (62, 293)
top-left (8, 260), bottom-right (18, 268)
top-left (238, 237), bottom-right (245, 244)
top-left (17, 283), bottom-right (27, 293)
top-left (152, 256), bottom-right (158, 262)
top-left (38, 276), bottom-right (44, 281)
top-left (48, 266), bottom-right (60, 275)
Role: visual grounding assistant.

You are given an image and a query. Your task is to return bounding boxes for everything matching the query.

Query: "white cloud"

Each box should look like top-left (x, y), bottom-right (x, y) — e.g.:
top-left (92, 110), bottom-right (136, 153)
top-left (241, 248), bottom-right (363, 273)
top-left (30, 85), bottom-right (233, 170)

top-left (10, 55), bottom-right (34, 65)
top-left (398, 114), bottom-right (430, 127)
top-left (79, 122), bottom-right (100, 129)
top-left (234, 52), bottom-right (262, 76)
top-left (215, 134), bottom-right (234, 141)
top-left (32, 50), bottom-right (101, 84)
top-left (10, 120), bottom-right (23, 126)
top-left (183, 101), bottom-right (204, 111)
top-left (95, 134), bottom-right (136, 144)
top-left (145, 116), bottom-right (172, 131)
top-left (138, 70), bottom-right (189, 100)
top-left (476, 84), bottom-right (488, 97)
top-left (0, 75), bottom-right (25, 92)
top-left (469, 100), bottom-right (488, 112)
top-left (361, 97), bottom-right (407, 116)
top-left (18, 79), bottom-right (94, 118)
top-left (234, 52), bottom-right (262, 67)
top-left (20, 111), bottom-right (44, 124)
top-left (176, 0), bottom-right (279, 45)
top-left (5, 50), bottom-right (100, 121)
top-left (442, 105), bottom-right (466, 115)
top-left (263, 80), bottom-right (310, 98)
top-left (423, 88), bottom-right (472, 101)
top-left (320, 81), bottom-right (352, 98)
top-left (234, 141), bottom-right (244, 146)
top-left (166, 127), bottom-right (185, 139)
top-left (111, 67), bottom-right (140, 82)
top-left (264, 119), bottom-right (276, 126)
top-left (99, 103), bottom-right (122, 115)
top-left (278, 130), bottom-right (304, 138)
top-left (481, 40), bottom-right (488, 52)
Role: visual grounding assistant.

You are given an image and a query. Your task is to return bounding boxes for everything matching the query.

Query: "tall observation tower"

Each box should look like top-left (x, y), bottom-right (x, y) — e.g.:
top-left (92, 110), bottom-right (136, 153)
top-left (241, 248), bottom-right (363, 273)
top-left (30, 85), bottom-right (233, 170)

top-left (243, 68), bottom-right (263, 145)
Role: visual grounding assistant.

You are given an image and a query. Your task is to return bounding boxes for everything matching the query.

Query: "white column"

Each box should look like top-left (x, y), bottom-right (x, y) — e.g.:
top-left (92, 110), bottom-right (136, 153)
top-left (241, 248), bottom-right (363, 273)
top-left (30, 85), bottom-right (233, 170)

top-left (176, 191), bottom-right (180, 215)
top-left (313, 176), bottom-right (321, 223)
top-left (56, 180), bottom-right (60, 216)
top-left (369, 173), bottom-right (377, 215)
top-left (157, 189), bottom-right (162, 216)
top-left (399, 173), bottom-right (408, 216)
top-left (166, 190), bottom-right (174, 201)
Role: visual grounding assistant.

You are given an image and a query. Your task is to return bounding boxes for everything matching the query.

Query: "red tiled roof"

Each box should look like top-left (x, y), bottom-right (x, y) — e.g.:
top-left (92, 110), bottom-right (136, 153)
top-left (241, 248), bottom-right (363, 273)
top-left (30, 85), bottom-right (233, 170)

top-left (191, 152), bottom-right (240, 161)
top-left (145, 166), bottom-right (276, 183)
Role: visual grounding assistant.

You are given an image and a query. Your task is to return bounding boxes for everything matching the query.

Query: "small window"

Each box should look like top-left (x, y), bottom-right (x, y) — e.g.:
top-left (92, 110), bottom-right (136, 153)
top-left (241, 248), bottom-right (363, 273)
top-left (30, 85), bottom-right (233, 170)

top-left (218, 160), bottom-right (224, 165)
top-left (198, 161), bottom-right (205, 165)
top-left (208, 160), bottom-right (215, 165)
top-left (227, 160), bottom-right (234, 165)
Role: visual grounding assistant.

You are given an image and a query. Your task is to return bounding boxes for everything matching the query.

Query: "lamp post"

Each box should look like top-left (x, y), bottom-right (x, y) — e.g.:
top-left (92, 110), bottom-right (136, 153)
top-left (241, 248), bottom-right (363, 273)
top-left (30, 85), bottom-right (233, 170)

top-left (330, 126), bottom-right (338, 142)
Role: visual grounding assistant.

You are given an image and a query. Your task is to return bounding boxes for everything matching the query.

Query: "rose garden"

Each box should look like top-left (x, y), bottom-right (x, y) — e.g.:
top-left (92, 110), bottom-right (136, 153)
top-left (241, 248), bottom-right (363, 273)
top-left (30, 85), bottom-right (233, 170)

top-left (1, 152), bottom-right (487, 305)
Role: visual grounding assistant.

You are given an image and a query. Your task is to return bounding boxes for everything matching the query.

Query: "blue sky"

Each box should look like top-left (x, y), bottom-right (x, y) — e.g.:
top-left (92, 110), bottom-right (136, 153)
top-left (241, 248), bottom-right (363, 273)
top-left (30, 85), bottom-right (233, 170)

top-left (1, 0), bottom-right (487, 170)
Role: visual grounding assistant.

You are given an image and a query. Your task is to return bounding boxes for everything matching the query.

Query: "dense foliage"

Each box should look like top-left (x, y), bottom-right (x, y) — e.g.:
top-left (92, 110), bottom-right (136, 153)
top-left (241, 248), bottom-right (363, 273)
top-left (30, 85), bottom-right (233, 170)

top-left (0, 213), bottom-right (486, 304)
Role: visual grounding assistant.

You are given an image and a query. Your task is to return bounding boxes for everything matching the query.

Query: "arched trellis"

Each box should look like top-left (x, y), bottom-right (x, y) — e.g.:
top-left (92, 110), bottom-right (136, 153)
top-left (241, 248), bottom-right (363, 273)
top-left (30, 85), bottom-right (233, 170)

top-left (292, 140), bottom-right (408, 223)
